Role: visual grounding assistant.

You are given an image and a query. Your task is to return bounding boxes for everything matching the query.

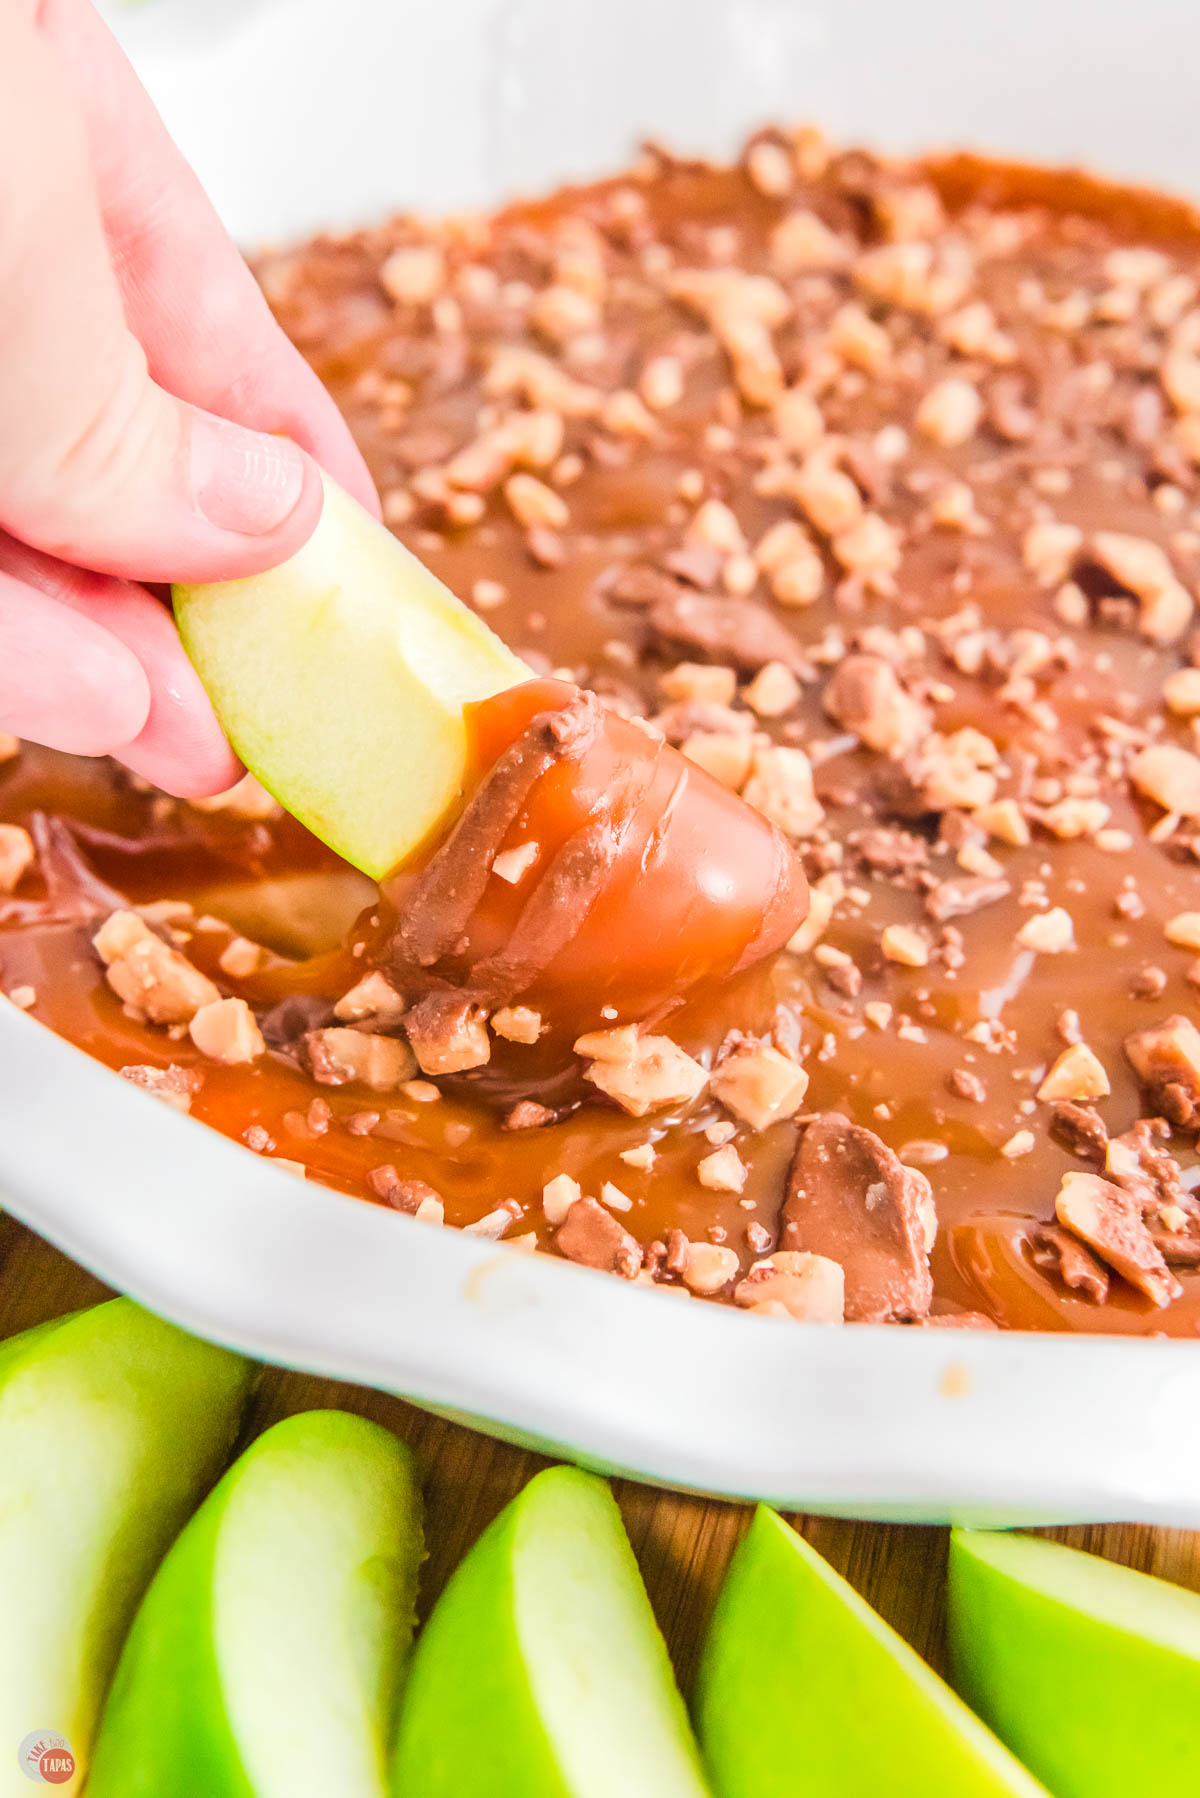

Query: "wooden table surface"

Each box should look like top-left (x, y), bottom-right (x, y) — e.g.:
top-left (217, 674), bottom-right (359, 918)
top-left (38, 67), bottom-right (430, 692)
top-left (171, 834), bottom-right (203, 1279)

top-left (3, 1211), bottom-right (1197, 1696)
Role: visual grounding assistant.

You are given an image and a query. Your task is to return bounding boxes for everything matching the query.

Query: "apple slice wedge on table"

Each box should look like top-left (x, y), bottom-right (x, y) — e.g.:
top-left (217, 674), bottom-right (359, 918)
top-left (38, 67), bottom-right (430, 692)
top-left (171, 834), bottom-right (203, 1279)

top-left (948, 1528), bottom-right (1200, 1798)
top-left (390, 1465), bottom-right (711, 1797)
top-left (174, 474), bottom-right (529, 880)
top-left (87, 1409), bottom-right (424, 1798)
top-left (0, 1299), bottom-right (254, 1798)
top-left (694, 1507), bottom-right (1048, 1798)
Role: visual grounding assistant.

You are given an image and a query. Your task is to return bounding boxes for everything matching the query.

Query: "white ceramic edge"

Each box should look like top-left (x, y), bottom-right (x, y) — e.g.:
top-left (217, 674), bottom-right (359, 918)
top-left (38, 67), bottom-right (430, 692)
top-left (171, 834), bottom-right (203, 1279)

top-left (3, 1005), bottom-right (1199, 1524)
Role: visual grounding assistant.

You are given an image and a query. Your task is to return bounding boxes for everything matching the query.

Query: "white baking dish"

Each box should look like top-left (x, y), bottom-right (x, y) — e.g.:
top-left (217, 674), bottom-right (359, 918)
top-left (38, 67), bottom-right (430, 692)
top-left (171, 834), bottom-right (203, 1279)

top-left (6, 0), bottom-right (1198, 1523)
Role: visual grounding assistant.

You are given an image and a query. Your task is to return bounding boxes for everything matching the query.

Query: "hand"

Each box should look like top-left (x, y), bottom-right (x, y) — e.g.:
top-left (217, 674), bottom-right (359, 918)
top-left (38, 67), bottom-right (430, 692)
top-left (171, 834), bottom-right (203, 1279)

top-left (0, 0), bottom-right (379, 796)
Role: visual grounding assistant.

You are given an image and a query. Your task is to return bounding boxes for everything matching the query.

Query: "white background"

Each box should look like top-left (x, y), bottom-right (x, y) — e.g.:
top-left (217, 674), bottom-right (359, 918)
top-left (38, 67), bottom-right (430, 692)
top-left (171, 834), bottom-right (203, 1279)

top-left (106, 0), bottom-right (1200, 245)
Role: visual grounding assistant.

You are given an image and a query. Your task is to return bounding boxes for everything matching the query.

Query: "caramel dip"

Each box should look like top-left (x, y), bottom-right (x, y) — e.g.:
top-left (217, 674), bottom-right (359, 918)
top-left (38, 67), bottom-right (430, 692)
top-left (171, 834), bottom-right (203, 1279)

top-left (5, 127), bottom-right (1200, 1335)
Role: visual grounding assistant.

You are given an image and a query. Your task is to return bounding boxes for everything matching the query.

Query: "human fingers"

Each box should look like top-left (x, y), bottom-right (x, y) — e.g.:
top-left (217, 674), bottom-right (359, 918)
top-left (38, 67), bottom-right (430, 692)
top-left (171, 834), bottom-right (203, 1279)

top-left (0, 533), bottom-right (240, 796)
top-left (0, 568), bottom-right (151, 757)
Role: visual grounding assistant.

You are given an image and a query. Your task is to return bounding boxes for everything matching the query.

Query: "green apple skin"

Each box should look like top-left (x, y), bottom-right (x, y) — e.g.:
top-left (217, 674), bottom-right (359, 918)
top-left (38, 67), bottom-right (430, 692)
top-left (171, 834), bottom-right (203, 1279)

top-left (0, 1299), bottom-right (254, 1798)
top-left (391, 1465), bottom-right (711, 1798)
top-left (695, 1508), bottom-right (1048, 1798)
top-left (88, 1409), bottom-right (423, 1798)
top-left (949, 1529), bottom-right (1200, 1798)
top-left (174, 474), bottom-right (528, 880)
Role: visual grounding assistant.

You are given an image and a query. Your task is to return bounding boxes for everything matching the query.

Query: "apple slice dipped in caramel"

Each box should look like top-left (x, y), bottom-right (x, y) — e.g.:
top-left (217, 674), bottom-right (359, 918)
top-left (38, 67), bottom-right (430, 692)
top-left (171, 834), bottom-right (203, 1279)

top-left (176, 479), bottom-right (808, 1035)
top-left (379, 677), bottom-right (808, 1032)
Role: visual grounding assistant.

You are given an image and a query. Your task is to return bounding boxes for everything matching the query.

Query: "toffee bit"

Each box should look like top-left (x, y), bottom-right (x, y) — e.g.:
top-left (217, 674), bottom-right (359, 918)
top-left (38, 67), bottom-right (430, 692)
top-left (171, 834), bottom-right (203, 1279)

top-left (947, 1068), bottom-right (987, 1103)
top-left (501, 1100), bottom-right (556, 1131)
top-left (575, 1027), bottom-right (707, 1118)
top-left (1037, 1043), bottom-right (1111, 1104)
top-left (0, 824), bottom-right (34, 894)
top-left (1030, 1224), bottom-right (1111, 1303)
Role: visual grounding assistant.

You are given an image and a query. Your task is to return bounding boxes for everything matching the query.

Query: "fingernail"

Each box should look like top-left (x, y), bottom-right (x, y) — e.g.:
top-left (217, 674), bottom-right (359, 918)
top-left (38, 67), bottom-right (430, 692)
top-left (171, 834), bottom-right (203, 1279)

top-left (191, 414), bottom-right (307, 536)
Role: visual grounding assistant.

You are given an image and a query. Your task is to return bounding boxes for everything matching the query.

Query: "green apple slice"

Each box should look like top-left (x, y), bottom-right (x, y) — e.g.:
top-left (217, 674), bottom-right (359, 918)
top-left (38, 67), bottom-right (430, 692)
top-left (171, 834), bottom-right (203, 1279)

top-left (949, 1528), bottom-right (1200, 1798)
top-left (0, 1298), bottom-right (254, 1796)
top-left (88, 1409), bottom-right (423, 1798)
top-left (390, 1465), bottom-right (710, 1798)
top-left (174, 475), bottom-right (529, 879)
top-left (695, 1507), bottom-right (1048, 1798)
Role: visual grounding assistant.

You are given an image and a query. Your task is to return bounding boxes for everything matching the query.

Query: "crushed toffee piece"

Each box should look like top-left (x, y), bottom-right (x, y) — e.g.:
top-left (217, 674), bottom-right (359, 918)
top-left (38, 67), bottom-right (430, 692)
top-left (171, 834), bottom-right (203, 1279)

top-left (6, 129), bottom-right (1200, 1332)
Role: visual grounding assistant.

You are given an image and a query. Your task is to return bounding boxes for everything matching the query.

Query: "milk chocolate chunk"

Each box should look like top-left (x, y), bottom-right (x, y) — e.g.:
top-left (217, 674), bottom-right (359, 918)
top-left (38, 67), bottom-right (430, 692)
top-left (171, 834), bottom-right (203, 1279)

top-left (554, 1197), bottom-right (642, 1278)
top-left (647, 591), bottom-right (812, 674)
top-left (782, 1114), bottom-right (935, 1323)
top-left (1054, 1172), bottom-right (1182, 1308)
top-left (1049, 1102), bottom-right (1109, 1164)
top-left (389, 692), bottom-right (603, 979)
top-left (1030, 1224), bottom-right (1111, 1303)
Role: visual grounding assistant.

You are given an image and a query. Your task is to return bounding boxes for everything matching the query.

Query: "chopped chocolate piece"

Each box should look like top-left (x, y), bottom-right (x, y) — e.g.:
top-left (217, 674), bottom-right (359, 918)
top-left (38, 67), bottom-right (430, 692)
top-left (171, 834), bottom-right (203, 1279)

top-left (1104, 1118), bottom-right (1190, 1212)
top-left (1049, 1101), bottom-right (1109, 1163)
top-left (853, 828), bottom-right (929, 876)
top-left (391, 694), bottom-right (602, 978)
top-left (1030, 1224), bottom-right (1111, 1303)
top-left (367, 1167), bottom-right (443, 1213)
top-left (924, 876), bottom-right (1011, 921)
top-left (1055, 1171), bottom-right (1182, 1307)
top-left (782, 1114), bottom-right (934, 1322)
top-left (647, 591), bottom-right (811, 674)
top-left (119, 1063), bottom-right (202, 1115)
top-left (1155, 1233), bottom-right (1200, 1267)
top-left (501, 1099), bottom-right (556, 1131)
top-left (663, 1227), bottom-right (690, 1277)
top-left (606, 564), bottom-right (684, 608)
top-left (258, 993), bottom-right (335, 1049)
top-left (662, 544), bottom-right (727, 588)
top-left (555, 1196), bottom-right (642, 1278)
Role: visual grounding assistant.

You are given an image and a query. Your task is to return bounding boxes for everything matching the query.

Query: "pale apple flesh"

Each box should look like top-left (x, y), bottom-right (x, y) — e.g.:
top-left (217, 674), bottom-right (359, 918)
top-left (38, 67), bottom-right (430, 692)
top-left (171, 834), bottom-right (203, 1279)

top-left (88, 1409), bottom-right (424, 1798)
top-left (174, 475), bottom-right (529, 880)
top-left (390, 1465), bottom-right (710, 1798)
top-left (949, 1529), bottom-right (1200, 1798)
top-left (695, 1507), bottom-right (1048, 1798)
top-left (0, 1299), bottom-right (254, 1798)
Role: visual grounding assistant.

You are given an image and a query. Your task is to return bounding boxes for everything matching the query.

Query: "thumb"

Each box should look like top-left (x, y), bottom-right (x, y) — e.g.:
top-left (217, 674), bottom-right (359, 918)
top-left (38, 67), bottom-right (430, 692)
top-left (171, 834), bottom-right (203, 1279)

top-left (0, 8), bottom-right (323, 585)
